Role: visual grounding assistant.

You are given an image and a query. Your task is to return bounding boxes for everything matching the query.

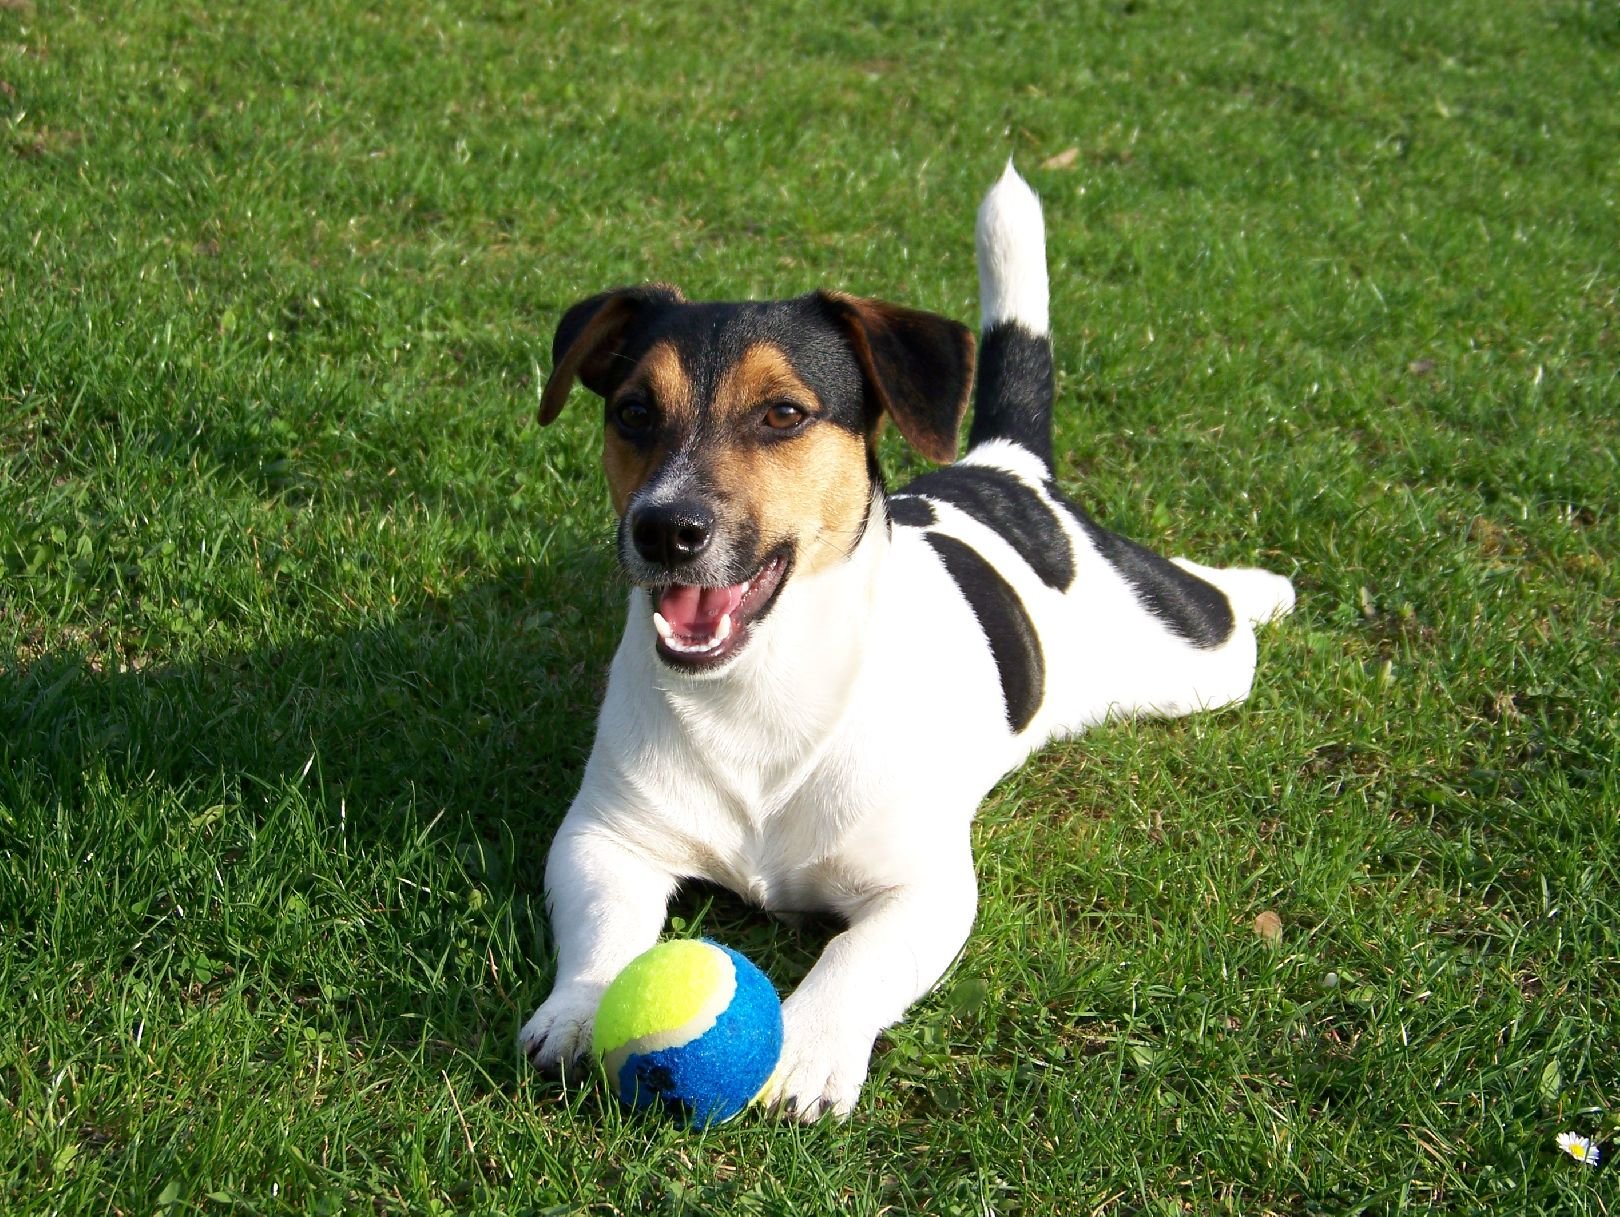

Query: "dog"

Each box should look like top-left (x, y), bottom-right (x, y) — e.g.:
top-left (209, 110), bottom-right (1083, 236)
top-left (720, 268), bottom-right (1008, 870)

top-left (519, 164), bottom-right (1295, 1120)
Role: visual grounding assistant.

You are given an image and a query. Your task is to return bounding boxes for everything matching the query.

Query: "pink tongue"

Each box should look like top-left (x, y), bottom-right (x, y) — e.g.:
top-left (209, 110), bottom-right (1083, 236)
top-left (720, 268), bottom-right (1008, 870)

top-left (658, 582), bottom-right (745, 637)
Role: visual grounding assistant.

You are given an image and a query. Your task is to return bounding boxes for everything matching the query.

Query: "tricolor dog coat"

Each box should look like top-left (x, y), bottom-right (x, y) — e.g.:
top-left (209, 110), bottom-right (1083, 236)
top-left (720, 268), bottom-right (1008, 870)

top-left (520, 164), bottom-right (1295, 1120)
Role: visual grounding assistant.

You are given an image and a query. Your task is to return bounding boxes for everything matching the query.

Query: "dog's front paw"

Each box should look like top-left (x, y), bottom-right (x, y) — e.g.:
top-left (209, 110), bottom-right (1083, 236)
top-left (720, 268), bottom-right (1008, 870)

top-left (518, 983), bottom-right (605, 1078)
top-left (761, 1003), bottom-right (876, 1122)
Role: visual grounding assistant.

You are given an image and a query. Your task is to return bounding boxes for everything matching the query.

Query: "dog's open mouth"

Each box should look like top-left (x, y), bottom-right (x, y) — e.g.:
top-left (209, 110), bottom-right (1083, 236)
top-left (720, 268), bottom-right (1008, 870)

top-left (650, 550), bottom-right (791, 669)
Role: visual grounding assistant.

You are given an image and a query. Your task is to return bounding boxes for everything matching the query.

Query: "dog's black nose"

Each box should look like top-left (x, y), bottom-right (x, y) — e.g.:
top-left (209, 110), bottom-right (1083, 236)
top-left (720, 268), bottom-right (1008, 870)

top-left (630, 501), bottom-right (714, 568)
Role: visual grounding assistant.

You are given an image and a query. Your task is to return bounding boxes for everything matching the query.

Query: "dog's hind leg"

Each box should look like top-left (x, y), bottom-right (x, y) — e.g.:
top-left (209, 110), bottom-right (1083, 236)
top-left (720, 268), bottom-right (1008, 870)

top-left (1143, 561), bottom-right (1294, 716)
top-left (1098, 563), bottom-right (1294, 724)
top-left (519, 821), bottom-right (677, 1075)
top-left (1170, 557), bottom-right (1296, 627)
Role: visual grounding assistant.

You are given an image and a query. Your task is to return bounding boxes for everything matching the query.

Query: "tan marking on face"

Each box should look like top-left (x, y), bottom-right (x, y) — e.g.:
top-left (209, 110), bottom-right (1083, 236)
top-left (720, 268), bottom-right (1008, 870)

top-left (601, 340), bottom-right (696, 517)
top-left (704, 342), bottom-right (873, 578)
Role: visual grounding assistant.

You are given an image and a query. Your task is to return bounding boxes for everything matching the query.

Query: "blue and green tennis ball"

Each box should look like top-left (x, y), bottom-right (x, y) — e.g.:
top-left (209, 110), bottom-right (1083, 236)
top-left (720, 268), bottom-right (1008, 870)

top-left (592, 939), bottom-right (783, 1127)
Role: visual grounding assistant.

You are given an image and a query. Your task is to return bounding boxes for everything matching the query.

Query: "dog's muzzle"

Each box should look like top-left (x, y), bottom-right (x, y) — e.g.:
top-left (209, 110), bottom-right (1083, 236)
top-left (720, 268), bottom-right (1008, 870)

top-left (622, 492), bottom-right (793, 670)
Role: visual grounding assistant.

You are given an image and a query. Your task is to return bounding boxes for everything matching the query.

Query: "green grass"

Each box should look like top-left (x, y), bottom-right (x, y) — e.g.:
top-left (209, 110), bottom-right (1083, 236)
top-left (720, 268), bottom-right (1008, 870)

top-left (3, 0), bottom-right (1617, 1212)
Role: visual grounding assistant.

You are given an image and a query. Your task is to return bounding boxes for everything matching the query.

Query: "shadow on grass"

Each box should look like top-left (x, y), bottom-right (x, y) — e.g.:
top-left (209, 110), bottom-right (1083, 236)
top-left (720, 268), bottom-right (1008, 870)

top-left (0, 562), bottom-right (619, 1095)
top-left (0, 556), bottom-right (828, 1097)
top-left (2, 565), bottom-right (605, 842)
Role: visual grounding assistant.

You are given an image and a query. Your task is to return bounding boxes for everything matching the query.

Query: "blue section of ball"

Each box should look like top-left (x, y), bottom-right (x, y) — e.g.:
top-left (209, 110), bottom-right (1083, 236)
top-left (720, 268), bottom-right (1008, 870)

top-left (614, 941), bottom-right (783, 1127)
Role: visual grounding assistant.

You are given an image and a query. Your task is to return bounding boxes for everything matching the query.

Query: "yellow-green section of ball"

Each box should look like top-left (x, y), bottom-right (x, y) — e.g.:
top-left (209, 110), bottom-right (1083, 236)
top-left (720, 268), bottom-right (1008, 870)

top-left (592, 939), bottom-right (736, 1062)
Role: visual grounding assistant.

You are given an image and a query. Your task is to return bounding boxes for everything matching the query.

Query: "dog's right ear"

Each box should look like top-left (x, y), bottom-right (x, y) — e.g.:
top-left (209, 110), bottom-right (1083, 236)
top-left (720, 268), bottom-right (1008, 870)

top-left (537, 284), bottom-right (685, 424)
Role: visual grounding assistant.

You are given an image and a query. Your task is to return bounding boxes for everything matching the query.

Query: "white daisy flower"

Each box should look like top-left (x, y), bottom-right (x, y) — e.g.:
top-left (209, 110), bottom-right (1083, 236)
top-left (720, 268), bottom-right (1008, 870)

top-left (1557, 1131), bottom-right (1601, 1167)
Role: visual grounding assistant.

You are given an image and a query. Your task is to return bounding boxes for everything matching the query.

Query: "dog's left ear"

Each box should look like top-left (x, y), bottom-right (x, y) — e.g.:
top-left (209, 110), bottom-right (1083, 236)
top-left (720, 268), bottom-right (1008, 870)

top-left (817, 291), bottom-right (975, 465)
top-left (538, 283), bottom-right (685, 424)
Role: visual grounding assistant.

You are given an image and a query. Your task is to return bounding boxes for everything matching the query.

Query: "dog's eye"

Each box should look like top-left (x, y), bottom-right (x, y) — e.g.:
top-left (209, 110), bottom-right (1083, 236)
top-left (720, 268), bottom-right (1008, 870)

top-left (614, 399), bottom-right (654, 434)
top-left (762, 402), bottom-right (808, 431)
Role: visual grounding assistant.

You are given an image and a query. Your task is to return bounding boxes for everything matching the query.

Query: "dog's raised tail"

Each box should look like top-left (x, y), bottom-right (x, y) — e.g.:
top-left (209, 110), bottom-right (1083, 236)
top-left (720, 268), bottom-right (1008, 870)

top-left (969, 161), bottom-right (1056, 465)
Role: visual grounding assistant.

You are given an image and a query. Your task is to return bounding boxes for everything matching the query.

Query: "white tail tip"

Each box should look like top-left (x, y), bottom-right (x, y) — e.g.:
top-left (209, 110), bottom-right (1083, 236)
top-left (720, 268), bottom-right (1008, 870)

top-left (976, 160), bottom-right (1049, 336)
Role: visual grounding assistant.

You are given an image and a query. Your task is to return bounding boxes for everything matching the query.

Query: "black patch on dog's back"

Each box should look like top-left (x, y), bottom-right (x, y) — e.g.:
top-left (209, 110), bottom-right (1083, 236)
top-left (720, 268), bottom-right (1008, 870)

top-left (925, 532), bottom-right (1045, 733)
top-left (886, 495), bottom-right (936, 529)
top-left (1049, 485), bottom-right (1235, 649)
top-left (904, 466), bottom-right (1074, 591)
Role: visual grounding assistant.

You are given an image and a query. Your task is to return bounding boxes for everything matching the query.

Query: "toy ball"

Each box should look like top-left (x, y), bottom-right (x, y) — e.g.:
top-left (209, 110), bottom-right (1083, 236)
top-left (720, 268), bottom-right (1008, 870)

top-left (592, 938), bottom-right (783, 1127)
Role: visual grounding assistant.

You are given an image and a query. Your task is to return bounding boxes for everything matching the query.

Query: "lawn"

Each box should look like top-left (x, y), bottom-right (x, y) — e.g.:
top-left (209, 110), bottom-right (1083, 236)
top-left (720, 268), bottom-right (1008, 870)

top-left (3, 0), bottom-right (1617, 1212)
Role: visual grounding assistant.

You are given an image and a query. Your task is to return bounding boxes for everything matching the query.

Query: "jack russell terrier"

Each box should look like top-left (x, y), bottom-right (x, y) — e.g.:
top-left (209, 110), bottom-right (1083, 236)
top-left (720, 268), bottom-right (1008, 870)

top-left (519, 164), bottom-right (1295, 1120)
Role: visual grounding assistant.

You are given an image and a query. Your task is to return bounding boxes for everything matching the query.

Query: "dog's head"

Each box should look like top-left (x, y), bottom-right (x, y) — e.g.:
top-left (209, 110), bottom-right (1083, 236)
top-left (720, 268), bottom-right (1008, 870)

top-left (539, 284), bottom-right (974, 673)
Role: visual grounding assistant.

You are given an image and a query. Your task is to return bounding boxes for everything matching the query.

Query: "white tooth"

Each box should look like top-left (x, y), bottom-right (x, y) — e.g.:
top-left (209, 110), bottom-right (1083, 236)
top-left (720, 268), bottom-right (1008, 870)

top-left (669, 634), bottom-right (721, 655)
top-left (714, 613), bottom-right (733, 643)
top-left (652, 612), bottom-right (674, 640)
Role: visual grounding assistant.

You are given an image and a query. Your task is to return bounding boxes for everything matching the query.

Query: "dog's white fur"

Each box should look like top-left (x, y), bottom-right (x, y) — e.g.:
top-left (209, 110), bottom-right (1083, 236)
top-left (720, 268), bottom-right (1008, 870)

top-left (979, 160), bottom-right (1050, 335)
top-left (520, 167), bottom-right (1294, 1119)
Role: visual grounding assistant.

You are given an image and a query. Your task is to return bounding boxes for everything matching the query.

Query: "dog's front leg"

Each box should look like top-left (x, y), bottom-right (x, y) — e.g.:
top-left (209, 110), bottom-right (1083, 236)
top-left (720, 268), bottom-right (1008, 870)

top-left (765, 851), bottom-right (978, 1121)
top-left (519, 819), bottom-right (677, 1076)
